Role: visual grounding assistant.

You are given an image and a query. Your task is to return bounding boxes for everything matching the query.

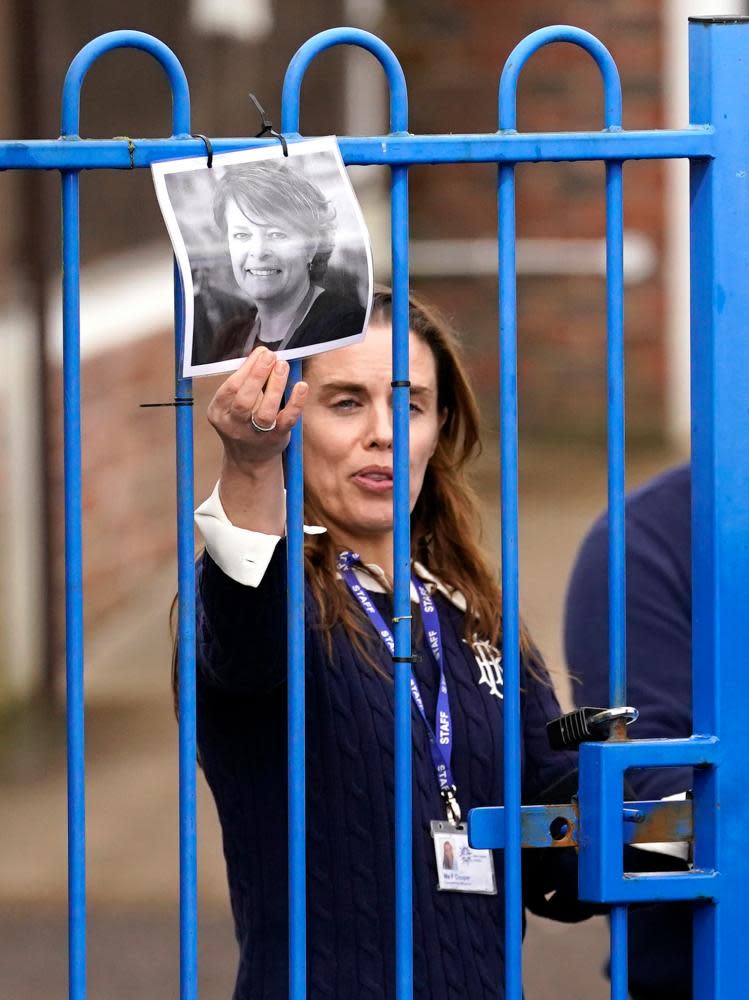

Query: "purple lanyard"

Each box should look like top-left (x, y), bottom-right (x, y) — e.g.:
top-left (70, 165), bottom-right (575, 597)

top-left (338, 551), bottom-right (461, 822)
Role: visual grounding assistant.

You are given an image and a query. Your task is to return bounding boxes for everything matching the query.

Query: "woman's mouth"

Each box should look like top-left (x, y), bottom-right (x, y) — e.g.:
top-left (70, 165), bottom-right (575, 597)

top-left (246, 267), bottom-right (281, 277)
top-left (352, 467), bottom-right (394, 494)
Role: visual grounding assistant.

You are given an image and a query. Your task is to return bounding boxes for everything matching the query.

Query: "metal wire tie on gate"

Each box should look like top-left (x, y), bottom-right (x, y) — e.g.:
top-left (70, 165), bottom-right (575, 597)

top-left (140, 397), bottom-right (194, 408)
top-left (112, 136), bottom-right (136, 168)
top-left (249, 93), bottom-right (289, 157)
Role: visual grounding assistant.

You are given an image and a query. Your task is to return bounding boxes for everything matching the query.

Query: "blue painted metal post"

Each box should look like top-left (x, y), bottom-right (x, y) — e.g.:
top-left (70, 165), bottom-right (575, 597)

top-left (60, 31), bottom-right (194, 1000)
top-left (61, 166), bottom-right (86, 1000)
top-left (284, 353), bottom-right (307, 1000)
top-left (496, 158), bottom-right (523, 1000)
top-left (282, 29), bottom-right (411, 998)
top-left (390, 161), bottom-right (413, 1000)
top-left (604, 146), bottom-right (628, 1000)
top-left (689, 17), bottom-right (749, 997)
top-left (604, 104), bottom-right (628, 1000)
top-left (174, 262), bottom-right (198, 1000)
top-left (497, 28), bottom-right (627, 998)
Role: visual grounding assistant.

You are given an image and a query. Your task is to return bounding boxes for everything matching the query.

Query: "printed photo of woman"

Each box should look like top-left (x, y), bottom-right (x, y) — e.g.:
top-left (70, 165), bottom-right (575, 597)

top-left (153, 137), bottom-right (373, 377)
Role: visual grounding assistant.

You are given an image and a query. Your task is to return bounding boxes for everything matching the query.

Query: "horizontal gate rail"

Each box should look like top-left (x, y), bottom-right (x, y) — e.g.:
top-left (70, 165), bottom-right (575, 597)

top-left (0, 130), bottom-right (715, 169)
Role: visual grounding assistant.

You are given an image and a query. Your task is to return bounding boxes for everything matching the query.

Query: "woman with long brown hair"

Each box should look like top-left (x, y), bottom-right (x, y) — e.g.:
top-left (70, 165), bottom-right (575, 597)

top-left (192, 287), bottom-right (583, 999)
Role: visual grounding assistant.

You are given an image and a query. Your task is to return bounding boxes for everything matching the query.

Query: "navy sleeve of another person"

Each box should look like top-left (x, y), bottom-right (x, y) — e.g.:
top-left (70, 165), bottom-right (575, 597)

top-left (564, 465), bottom-right (694, 1000)
top-left (564, 464), bottom-right (692, 800)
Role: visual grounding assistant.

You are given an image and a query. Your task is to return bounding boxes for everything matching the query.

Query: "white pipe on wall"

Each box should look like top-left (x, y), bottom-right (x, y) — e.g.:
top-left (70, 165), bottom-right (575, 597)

top-left (662, 0), bottom-right (745, 450)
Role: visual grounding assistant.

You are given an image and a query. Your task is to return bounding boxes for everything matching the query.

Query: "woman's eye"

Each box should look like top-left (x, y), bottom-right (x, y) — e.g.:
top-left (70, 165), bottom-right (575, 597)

top-left (231, 232), bottom-right (251, 241)
top-left (409, 403), bottom-right (422, 414)
top-left (333, 398), bottom-right (359, 410)
top-left (268, 230), bottom-right (288, 240)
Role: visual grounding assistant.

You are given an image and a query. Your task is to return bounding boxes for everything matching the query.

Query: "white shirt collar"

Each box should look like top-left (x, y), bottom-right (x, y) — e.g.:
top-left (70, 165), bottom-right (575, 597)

top-left (343, 559), bottom-right (467, 612)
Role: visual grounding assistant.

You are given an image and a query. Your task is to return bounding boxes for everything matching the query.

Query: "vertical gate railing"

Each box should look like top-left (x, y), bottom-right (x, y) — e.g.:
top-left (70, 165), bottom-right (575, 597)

top-left (58, 32), bottom-right (195, 1000)
top-left (2, 15), bottom-right (748, 1000)
top-left (495, 28), bottom-right (629, 1000)
top-left (281, 32), bottom-right (414, 996)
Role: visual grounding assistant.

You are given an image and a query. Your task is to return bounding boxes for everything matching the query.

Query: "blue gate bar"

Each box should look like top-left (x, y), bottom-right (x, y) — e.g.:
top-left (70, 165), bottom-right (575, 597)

top-left (689, 17), bottom-right (749, 997)
top-left (61, 166), bottom-right (85, 1000)
top-left (498, 26), bottom-right (629, 999)
top-left (0, 129), bottom-right (714, 170)
top-left (602, 70), bottom-right (629, 1000)
top-left (284, 350), bottom-right (306, 1000)
top-left (282, 28), bottom-right (412, 997)
top-left (60, 30), bottom-right (191, 139)
top-left (60, 30), bottom-right (194, 1000)
top-left (174, 259), bottom-right (199, 1000)
top-left (496, 156), bottom-right (522, 1000)
top-left (390, 161), bottom-right (412, 1000)
top-left (605, 152), bottom-right (629, 1000)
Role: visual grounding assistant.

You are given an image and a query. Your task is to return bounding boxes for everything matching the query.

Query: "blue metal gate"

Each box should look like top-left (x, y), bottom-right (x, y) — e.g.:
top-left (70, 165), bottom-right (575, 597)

top-left (4, 16), bottom-right (749, 999)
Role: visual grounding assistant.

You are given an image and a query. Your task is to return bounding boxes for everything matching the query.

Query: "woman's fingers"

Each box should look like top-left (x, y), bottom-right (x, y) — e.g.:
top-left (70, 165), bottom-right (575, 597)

top-left (230, 348), bottom-right (278, 420)
top-left (275, 381), bottom-right (309, 434)
top-left (207, 347), bottom-right (308, 451)
top-left (208, 347), bottom-right (272, 426)
top-left (219, 346), bottom-right (269, 398)
top-left (251, 358), bottom-right (290, 427)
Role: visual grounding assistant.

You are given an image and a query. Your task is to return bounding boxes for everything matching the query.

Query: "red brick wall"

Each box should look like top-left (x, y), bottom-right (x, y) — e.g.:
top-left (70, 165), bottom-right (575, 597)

top-left (47, 333), bottom-right (222, 639)
top-left (385, 0), bottom-right (665, 439)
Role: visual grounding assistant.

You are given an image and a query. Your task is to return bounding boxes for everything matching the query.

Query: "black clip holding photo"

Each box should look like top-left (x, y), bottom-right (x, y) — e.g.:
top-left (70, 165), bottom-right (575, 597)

top-left (249, 92), bottom-right (289, 157)
top-left (191, 133), bottom-right (213, 168)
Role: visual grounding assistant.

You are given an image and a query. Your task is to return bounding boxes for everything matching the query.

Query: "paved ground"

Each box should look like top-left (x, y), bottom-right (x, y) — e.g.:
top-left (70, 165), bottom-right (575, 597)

top-left (0, 441), bottom-right (682, 998)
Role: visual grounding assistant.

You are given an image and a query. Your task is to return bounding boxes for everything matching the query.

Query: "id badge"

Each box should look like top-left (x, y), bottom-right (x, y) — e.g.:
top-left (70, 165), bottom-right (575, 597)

top-left (430, 820), bottom-right (497, 894)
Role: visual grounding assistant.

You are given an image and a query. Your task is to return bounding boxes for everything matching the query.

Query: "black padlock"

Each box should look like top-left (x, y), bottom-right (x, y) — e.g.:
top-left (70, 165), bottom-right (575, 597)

top-left (547, 706), bottom-right (639, 751)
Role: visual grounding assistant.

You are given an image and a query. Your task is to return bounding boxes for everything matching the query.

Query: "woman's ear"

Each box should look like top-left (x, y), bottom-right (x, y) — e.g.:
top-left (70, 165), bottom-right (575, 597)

top-left (306, 238), bottom-right (320, 265)
top-left (438, 406), bottom-right (448, 431)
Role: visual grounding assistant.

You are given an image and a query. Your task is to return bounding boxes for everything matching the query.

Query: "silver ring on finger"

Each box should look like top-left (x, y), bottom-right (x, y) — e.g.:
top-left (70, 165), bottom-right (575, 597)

top-left (250, 412), bottom-right (277, 434)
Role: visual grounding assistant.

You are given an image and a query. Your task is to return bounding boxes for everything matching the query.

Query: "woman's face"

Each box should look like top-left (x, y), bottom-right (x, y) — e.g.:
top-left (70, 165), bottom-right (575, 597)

top-left (224, 197), bottom-right (315, 306)
top-left (302, 321), bottom-right (445, 550)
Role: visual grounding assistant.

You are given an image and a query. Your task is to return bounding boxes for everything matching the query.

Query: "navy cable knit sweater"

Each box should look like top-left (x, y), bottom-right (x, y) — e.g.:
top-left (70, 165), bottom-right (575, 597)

top-left (196, 543), bottom-right (581, 999)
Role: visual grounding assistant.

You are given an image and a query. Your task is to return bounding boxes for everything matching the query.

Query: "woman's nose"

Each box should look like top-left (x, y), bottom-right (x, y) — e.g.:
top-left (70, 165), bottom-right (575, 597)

top-left (248, 234), bottom-right (269, 259)
top-left (366, 404), bottom-right (393, 449)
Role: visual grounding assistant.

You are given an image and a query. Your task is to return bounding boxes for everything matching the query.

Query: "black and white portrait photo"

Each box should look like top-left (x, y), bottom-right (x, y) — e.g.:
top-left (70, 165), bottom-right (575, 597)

top-left (152, 136), bottom-right (373, 378)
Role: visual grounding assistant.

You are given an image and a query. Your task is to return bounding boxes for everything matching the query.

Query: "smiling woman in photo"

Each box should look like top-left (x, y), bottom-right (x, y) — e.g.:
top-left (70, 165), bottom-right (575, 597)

top-left (209, 161), bottom-right (366, 361)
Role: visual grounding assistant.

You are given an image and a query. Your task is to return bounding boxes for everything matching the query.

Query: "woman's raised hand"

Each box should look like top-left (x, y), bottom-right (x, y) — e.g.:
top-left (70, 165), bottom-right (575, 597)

top-left (208, 347), bottom-right (308, 533)
top-left (207, 346), bottom-right (309, 472)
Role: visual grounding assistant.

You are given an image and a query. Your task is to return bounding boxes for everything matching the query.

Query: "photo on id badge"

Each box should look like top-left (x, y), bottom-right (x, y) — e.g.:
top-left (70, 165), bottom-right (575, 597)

top-left (151, 135), bottom-right (374, 378)
top-left (431, 821), bottom-right (497, 894)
